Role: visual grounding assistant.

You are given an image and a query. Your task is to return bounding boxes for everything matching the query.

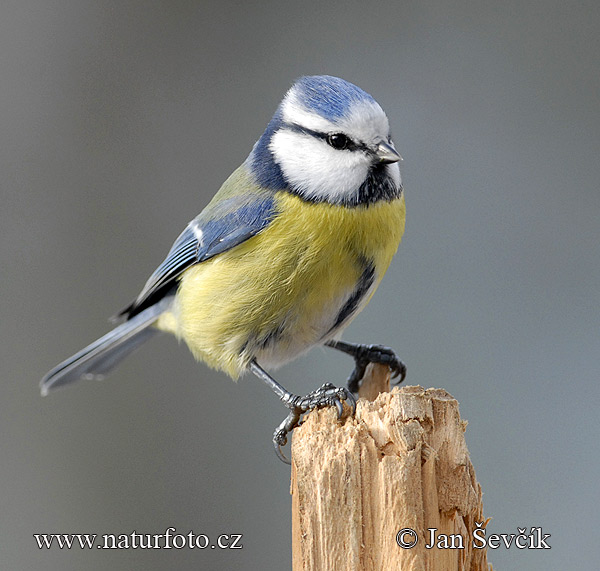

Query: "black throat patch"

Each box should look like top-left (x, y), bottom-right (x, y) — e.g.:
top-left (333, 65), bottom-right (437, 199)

top-left (354, 163), bottom-right (402, 206)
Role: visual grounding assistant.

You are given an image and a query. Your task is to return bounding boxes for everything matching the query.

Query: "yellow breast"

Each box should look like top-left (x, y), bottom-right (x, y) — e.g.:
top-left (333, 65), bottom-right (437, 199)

top-left (157, 192), bottom-right (405, 378)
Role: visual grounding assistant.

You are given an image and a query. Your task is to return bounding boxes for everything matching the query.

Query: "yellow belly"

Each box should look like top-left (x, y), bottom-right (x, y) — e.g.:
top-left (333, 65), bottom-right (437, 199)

top-left (156, 192), bottom-right (405, 378)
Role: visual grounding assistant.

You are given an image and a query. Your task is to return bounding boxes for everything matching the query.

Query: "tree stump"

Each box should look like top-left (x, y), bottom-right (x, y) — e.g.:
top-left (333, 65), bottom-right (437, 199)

top-left (290, 364), bottom-right (490, 571)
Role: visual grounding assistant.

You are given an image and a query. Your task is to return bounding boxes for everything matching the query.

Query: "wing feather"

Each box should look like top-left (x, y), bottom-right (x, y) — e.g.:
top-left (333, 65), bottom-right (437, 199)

top-left (122, 191), bottom-right (276, 317)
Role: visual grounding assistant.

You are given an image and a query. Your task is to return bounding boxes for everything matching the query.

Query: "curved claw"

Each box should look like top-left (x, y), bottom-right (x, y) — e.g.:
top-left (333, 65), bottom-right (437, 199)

top-left (274, 440), bottom-right (291, 465)
top-left (341, 344), bottom-right (407, 391)
top-left (272, 411), bottom-right (297, 465)
top-left (392, 361), bottom-right (407, 385)
top-left (335, 398), bottom-right (344, 419)
top-left (346, 390), bottom-right (357, 415)
top-left (271, 383), bottom-right (358, 464)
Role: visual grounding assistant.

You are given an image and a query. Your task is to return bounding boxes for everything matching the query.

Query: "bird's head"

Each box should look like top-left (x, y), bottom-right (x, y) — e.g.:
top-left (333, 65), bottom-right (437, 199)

top-left (248, 75), bottom-right (402, 206)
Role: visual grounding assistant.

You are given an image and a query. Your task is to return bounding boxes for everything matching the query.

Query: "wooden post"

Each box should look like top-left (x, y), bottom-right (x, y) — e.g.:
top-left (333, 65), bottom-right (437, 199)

top-left (290, 364), bottom-right (490, 571)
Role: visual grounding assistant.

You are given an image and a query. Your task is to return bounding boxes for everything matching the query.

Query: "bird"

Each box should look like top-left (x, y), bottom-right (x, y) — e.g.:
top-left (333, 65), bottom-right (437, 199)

top-left (40, 75), bottom-right (406, 462)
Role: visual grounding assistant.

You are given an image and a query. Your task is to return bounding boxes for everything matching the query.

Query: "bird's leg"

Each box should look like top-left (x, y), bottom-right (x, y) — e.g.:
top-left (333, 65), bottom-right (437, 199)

top-left (325, 340), bottom-right (406, 394)
top-left (248, 360), bottom-right (356, 464)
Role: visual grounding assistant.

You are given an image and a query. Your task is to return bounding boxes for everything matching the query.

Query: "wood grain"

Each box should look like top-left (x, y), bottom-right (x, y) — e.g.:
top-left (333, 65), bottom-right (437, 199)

top-left (291, 365), bottom-right (490, 570)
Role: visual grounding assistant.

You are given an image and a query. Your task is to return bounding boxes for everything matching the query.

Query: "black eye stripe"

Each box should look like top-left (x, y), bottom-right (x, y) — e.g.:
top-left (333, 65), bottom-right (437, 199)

top-left (285, 123), bottom-right (367, 153)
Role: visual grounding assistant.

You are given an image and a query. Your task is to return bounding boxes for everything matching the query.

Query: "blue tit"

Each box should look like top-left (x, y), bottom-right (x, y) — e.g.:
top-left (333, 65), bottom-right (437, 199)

top-left (40, 75), bottom-right (406, 462)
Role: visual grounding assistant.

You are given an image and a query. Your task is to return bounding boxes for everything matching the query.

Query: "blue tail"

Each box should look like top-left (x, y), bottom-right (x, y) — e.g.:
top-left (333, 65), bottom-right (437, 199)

top-left (40, 297), bottom-right (173, 396)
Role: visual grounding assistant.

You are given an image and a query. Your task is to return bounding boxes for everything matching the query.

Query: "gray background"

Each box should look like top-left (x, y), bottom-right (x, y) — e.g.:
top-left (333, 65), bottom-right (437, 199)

top-left (2, 1), bottom-right (598, 569)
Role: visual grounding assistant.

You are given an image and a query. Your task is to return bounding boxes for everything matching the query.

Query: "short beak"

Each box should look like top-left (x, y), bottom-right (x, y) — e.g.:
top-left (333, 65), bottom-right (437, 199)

top-left (374, 139), bottom-right (403, 164)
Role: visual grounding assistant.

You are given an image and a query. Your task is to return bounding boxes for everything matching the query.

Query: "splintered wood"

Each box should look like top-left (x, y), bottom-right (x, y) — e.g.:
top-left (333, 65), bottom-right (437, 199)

top-left (290, 365), bottom-right (490, 571)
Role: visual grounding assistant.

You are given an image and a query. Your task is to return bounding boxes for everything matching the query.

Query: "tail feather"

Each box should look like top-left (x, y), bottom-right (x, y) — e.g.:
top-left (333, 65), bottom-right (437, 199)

top-left (40, 297), bottom-right (173, 396)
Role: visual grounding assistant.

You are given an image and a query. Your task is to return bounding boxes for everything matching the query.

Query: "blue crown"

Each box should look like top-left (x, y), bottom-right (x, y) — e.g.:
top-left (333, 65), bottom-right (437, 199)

top-left (293, 75), bottom-right (376, 120)
top-left (248, 75), bottom-right (378, 190)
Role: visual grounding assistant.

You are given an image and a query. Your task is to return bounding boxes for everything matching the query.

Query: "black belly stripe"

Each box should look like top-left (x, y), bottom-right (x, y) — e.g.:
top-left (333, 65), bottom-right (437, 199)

top-left (328, 261), bottom-right (375, 334)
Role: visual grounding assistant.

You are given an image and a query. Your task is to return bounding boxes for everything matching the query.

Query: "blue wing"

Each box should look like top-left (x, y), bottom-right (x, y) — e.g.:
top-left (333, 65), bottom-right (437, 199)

top-left (122, 191), bottom-right (276, 317)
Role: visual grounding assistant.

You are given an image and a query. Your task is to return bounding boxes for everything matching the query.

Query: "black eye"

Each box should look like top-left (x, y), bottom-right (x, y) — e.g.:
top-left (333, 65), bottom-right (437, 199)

top-left (326, 133), bottom-right (350, 150)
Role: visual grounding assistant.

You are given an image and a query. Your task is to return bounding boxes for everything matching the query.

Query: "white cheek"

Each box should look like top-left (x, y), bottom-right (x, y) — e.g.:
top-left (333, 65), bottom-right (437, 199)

top-left (270, 130), bottom-right (370, 202)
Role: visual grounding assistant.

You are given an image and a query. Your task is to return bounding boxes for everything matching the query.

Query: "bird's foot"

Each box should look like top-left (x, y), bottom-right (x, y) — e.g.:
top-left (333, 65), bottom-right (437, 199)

top-left (273, 383), bottom-right (356, 464)
top-left (342, 343), bottom-right (406, 393)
